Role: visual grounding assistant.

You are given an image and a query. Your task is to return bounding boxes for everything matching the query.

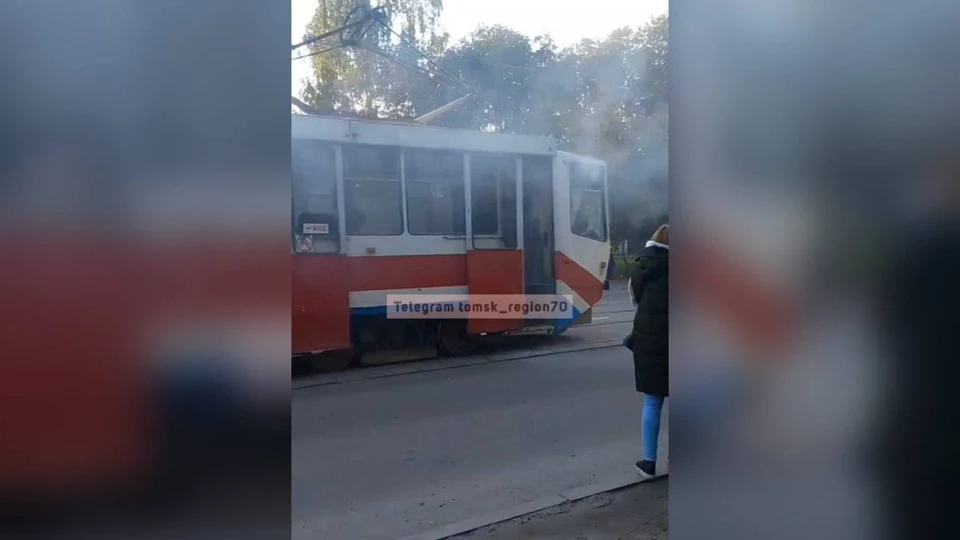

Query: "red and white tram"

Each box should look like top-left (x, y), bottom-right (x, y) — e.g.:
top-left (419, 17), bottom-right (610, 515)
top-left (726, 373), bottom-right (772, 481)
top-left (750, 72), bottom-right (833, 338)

top-left (292, 114), bottom-right (610, 370)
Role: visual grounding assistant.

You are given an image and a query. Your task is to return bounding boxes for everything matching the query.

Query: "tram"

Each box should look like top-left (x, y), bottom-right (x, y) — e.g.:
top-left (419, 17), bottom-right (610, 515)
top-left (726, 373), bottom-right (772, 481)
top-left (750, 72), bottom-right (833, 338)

top-left (292, 114), bottom-right (610, 370)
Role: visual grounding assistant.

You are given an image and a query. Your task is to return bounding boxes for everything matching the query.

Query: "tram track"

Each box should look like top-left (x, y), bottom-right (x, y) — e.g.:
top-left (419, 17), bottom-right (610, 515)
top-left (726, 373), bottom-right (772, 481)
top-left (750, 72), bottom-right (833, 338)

top-left (293, 337), bottom-right (624, 390)
top-left (292, 301), bottom-right (633, 389)
top-left (591, 307), bottom-right (635, 316)
top-left (575, 319), bottom-right (632, 328)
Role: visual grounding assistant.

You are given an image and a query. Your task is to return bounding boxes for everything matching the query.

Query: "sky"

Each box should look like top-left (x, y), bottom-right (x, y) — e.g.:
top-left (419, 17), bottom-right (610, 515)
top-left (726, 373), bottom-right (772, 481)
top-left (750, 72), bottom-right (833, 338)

top-left (291, 0), bottom-right (667, 96)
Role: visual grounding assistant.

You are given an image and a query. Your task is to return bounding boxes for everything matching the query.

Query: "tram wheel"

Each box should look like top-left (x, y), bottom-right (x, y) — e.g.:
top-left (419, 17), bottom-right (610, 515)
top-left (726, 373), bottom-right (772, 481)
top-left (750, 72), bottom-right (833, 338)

top-left (437, 320), bottom-right (478, 357)
top-left (301, 349), bottom-right (356, 373)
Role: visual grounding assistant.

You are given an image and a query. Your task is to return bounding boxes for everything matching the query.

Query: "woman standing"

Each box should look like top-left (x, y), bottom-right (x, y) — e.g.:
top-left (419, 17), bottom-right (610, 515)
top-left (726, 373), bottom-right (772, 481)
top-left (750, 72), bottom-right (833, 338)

top-left (629, 224), bottom-right (669, 479)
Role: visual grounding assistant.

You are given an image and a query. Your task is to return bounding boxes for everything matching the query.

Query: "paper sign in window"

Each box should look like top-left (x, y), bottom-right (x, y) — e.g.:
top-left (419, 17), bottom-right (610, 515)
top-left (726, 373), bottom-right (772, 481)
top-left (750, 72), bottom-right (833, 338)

top-left (303, 223), bottom-right (330, 234)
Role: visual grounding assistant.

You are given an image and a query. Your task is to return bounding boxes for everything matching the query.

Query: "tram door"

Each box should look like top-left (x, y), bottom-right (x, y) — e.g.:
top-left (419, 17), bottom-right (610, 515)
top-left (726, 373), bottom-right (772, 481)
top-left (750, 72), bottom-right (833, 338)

top-left (291, 138), bottom-right (350, 352)
top-left (466, 154), bottom-right (524, 334)
top-left (521, 154), bottom-right (556, 301)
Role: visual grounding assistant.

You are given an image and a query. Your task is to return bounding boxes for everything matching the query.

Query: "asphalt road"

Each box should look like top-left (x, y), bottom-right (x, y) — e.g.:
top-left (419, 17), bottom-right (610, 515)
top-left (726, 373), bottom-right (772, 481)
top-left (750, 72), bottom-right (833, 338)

top-left (589, 280), bottom-right (635, 326)
top-left (292, 281), bottom-right (663, 540)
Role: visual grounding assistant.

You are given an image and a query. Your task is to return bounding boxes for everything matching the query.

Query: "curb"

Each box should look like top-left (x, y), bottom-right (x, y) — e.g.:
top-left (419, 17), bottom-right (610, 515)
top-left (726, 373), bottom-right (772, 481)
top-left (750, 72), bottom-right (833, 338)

top-left (394, 476), bottom-right (649, 540)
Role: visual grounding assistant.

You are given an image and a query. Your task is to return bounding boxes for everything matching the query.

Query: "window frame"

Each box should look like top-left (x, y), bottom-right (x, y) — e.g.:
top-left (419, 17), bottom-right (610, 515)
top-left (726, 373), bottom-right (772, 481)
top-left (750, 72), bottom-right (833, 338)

top-left (471, 180), bottom-right (502, 237)
top-left (404, 148), bottom-right (467, 236)
top-left (342, 143), bottom-right (405, 236)
top-left (569, 161), bottom-right (608, 242)
top-left (292, 140), bottom-right (338, 222)
top-left (469, 153), bottom-right (521, 241)
top-left (291, 139), bottom-right (340, 254)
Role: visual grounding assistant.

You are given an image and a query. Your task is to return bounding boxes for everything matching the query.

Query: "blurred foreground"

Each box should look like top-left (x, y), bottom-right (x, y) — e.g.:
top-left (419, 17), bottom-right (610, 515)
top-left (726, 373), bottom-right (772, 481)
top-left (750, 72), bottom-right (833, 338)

top-left (671, 2), bottom-right (960, 540)
top-left (0, 2), bottom-right (291, 537)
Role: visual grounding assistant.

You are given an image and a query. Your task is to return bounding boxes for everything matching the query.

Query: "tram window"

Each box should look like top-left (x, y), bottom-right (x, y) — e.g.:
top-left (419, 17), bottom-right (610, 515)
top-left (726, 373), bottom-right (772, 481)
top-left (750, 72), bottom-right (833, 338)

top-left (472, 184), bottom-right (499, 235)
top-left (405, 150), bottom-right (466, 235)
top-left (570, 162), bottom-right (607, 242)
top-left (292, 140), bottom-right (337, 218)
top-left (292, 139), bottom-right (339, 253)
top-left (470, 155), bottom-right (516, 237)
top-left (343, 144), bottom-right (403, 235)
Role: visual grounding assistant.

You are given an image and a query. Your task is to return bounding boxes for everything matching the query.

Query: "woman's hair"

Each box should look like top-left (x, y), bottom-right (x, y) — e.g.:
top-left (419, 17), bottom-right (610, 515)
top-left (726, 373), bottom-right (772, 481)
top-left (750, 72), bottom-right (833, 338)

top-left (651, 223), bottom-right (669, 245)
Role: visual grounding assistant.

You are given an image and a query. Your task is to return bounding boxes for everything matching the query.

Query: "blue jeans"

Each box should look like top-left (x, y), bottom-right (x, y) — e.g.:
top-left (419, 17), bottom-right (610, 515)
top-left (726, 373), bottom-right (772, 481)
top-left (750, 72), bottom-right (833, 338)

top-left (642, 394), bottom-right (665, 462)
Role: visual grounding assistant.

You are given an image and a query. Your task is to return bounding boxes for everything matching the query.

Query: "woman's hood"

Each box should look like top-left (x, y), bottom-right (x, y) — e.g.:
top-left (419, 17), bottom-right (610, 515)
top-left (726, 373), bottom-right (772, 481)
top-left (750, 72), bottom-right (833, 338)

top-left (645, 240), bottom-right (669, 250)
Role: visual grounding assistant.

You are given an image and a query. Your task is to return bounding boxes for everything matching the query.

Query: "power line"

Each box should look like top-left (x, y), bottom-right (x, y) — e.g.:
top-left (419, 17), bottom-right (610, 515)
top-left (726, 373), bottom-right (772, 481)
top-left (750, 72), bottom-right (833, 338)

top-left (374, 19), bottom-right (471, 92)
top-left (360, 44), bottom-right (465, 93)
top-left (291, 4), bottom-right (486, 99)
top-left (291, 19), bottom-right (364, 51)
top-left (458, 58), bottom-right (539, 72)
top-left (292, 3), bottom-right (388, 51)
top-left (292, 43), bottom-right (345, 62)
top-left (292, 40), bottom-right (465, 95)
top-left (293, 4), bottom-right (547, 79)
top-left (294, 41), bottom-right (547, 81)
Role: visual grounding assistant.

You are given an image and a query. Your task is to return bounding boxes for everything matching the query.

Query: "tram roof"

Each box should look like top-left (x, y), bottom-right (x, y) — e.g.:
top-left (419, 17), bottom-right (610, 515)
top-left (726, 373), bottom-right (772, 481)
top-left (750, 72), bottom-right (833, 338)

top-left (292, 113), bottom-right (557, 156)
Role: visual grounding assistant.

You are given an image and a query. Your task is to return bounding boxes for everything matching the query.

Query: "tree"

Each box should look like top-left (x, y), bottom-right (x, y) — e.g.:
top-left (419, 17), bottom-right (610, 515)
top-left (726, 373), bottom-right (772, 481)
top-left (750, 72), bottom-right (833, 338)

top-left (298, 0), bottom-right (446, 117)
top-left (404, 25), bottom-right (555, 132)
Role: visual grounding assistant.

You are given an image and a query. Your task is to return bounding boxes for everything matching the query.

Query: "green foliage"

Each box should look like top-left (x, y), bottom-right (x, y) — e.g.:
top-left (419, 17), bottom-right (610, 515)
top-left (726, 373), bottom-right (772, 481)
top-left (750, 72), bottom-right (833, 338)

top-left (297, 4), bottom-right (668, 242)
top-left (300, 0), bottom-right (446, 117)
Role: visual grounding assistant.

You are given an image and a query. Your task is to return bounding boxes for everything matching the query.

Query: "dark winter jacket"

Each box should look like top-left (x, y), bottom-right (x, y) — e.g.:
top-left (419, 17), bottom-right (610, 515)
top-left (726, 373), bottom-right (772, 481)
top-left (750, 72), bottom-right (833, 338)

top-left (877, 218), bottom-right (960, 538)
top-left (630, 242), bottom-right (669, 397)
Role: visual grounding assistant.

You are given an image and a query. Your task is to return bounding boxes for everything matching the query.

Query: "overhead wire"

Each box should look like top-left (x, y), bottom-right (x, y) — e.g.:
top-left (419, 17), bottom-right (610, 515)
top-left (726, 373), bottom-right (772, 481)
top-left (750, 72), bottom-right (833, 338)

top-left (458, 58), bottom-right (539, 72)
top-left (291, 19), bottom-right (365, 51)
top-left (292, 43), bottom-right (345, 62)
top-left (292, 4), bottom-right (389, 51)
top-left (293, 3), bottom-right (535, 76)
top-left (358, 44), bottom-right (462, 94)
top-left (292, 2), bottom-right (477, 118)
top-left (374, 19), bottom-right (471, 93)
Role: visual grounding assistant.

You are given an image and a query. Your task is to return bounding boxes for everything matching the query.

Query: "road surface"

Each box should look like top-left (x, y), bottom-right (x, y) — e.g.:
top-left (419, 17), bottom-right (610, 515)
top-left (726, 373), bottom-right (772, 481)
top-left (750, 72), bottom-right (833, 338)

top-left (292, 281), bottom-right (668, 540)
